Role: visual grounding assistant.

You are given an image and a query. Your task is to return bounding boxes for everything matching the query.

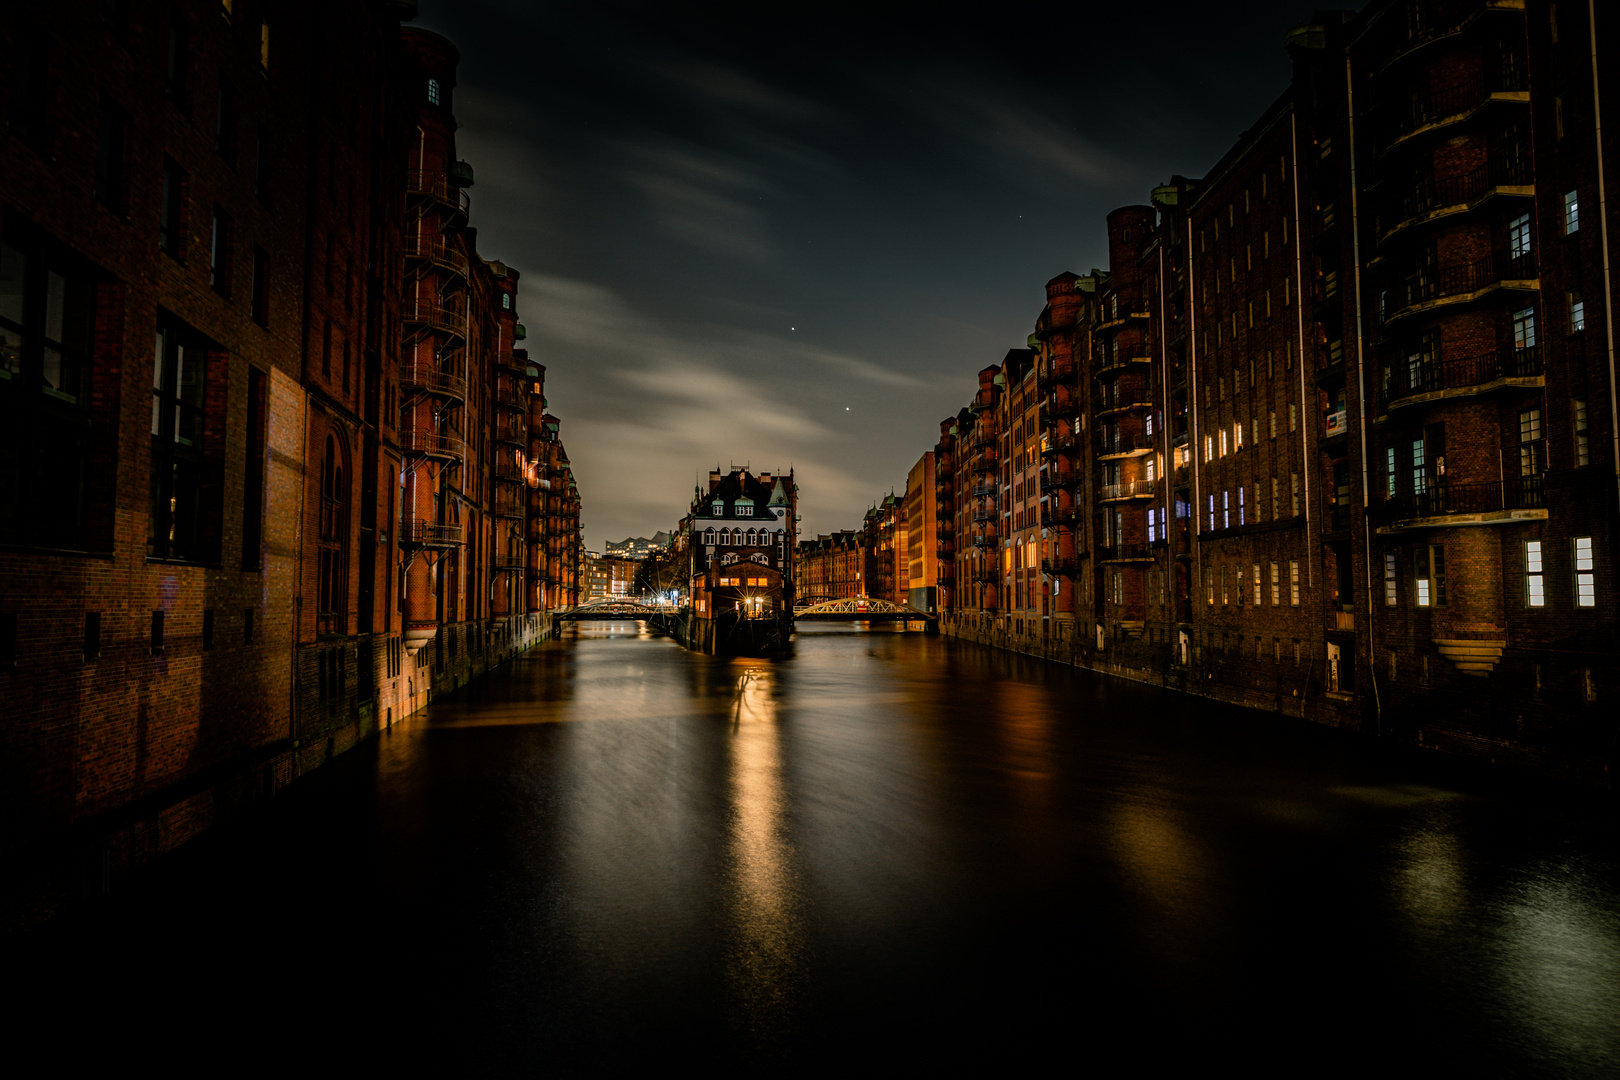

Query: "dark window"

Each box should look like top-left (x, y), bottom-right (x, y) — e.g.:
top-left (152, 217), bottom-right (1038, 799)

top-left (215, 78), bottom-right (236, 163)
top-left (0, 230), bottom-right (100, 549)
top-left (149, 317), bottom-right (212, 561)
top-left (160, 157), bottom-right (186, 258)
top-left (166, 17), bottom-right (190, 112)
top-left (94, 100), bottom-right (125, 211)
top-left (8, 21), bottom-right (51, 148)
top-left (250, 245), bottom-right (268, 325)
top-left (84, 611), bottom-right (101, 661)
top-left (210, 209), bottom-right (232, 296)
top-left (242, 368), bottom-right (266, 570)
top-left (0, 612), bottom-right (15, 670)
top-left (253, 127), bottom-right (270, 204)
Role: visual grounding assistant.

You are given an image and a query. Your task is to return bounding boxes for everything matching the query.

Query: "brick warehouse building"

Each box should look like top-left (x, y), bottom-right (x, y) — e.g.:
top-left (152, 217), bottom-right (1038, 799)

top-left (0, 1), bottom-right (580, 924)
top-left (926, 0), bottom-right (1618, 781)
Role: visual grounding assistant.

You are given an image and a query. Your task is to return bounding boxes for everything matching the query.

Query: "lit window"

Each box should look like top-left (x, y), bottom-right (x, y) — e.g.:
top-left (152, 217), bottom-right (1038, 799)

top-left (1238, 486), bottom-right (1245, 525)
top-left (1513, 307), bottom-right (1537, 354)
top-left (1289, 403), bottom-right (1297, 432)
top-left (1219, 430), bottom-right (1228, 457)
top-left (1270, 562), bottom-right (1280, 605)
top-left (1205, 568), bottom-right (1214, 605)
top-left (1519, 409), bottom-right (1542, 475)
top-left (427, 78), bottom-right (441, 106)
top-left (1252, 563), bottom-right (1261, 605)
top-left (1204, 435), bottom-right (1212, 462)
top-left (1291, 472), bottom-right (1300, 516)
top-left (1569, 291), bottom-right (1586, 332)
top-left (1415, 545), bottom-right (1446, 607)
top-left (1234, 422), bottom-right (1243, 449)
top-left (1574, 537), bottom-right (1595, 607)
top-left (502, 294), bottom-right (511, 310)
top-left (1384, 553), bottom-right (1397, 606)
top-left (1526, 541), bottom-right (1544, 607)
top-left (1385, 447), bottom-right (1397, 497)
top-left (1290, 561), bottom-right (1300, 605)
top-left (1207, 494), bottom-right (1214, 530)
top-left (1222, 490), bottom-right (1229, 529)
top-left (1508, 212), bottom-right (1532, 259)
top-left (1575, 398), bottom-right (1590, 467)
top-left (1564, 190), bottom-right (1579, 234)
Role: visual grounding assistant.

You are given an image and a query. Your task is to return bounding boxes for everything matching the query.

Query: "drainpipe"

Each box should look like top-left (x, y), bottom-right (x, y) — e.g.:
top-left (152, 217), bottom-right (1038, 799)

top-left (1291, 112), bottom-right (1316, 589)
top-left (1345, 52), bottom-right (1380, 715)
top-left (1188, 215), bottom-right (1202, 632)
top-left (1591, 0), bottom-right (1620, 517)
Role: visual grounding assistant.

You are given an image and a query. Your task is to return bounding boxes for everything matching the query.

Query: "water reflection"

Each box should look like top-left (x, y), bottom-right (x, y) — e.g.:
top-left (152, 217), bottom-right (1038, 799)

top-left (723, 664), bottom-right (804, 1041)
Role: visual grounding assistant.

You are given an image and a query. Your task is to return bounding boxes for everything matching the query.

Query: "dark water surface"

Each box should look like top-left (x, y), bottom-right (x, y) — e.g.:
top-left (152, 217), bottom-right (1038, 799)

top-left (15, 622), bottom-right (1620, 1072)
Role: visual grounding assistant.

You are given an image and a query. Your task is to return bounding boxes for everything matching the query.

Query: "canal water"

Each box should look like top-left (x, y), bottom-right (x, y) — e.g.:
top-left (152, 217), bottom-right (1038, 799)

top-left (14, 622), bottom-right (1620, 1072)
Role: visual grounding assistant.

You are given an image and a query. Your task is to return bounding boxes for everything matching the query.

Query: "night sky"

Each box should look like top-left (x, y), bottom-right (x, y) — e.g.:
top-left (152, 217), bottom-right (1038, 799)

top-left (412, 1), bottom-right (1359, 547)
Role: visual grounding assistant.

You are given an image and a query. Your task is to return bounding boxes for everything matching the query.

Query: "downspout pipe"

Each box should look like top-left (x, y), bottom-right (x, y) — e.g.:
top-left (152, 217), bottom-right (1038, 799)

top-left (1591, 0), bottom-right (1620, 518)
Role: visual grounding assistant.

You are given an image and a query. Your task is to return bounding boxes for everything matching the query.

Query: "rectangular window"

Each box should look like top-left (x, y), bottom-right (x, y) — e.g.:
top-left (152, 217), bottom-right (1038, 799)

top-left (167, 17), bottom-right (190, 110)
top-left (1574, 537), bottom-right (1595, 607)
top-left (1235, 422), bottom-right (1244, 450)
top-left (84, 611), bottom-right (101, 661)
top-left (1271, 477), bottom-right (1280, 519)
top-left (1513, 307), bottom-right (1537, 355)
top-left (1253, 563), bottom-right (1262, 605)
top-left (210, 210), bottom-right (232, 296)
top-left (254, 127), bottom-right (271, 204)
top-left (1270, 562), bottom-right (1280, 605)
top-left (1565, 189), bottom-right (1579, 234)
top-left (1385, 553), bottom-right (1398, 606)
top-left (1569, 291), bottom-right (1585, 333)
top-left (1238, 485), bottom-right (1245, 525)
top-left (160, 158), bottom-right (185, 257)
top-left (1219, 430), bottom-right (1227, 457)
top-left (94, 100), bottom-right (125, 210)
top-left (1519, 409), bottom-right (1542, 475)
top-left (1415, 545), bottom-right (1446, 607)
top-left (1290, 561), bottom-right (1300, 605)
top-left (1291, 473), bottom-right (1300, 516)
top-left (1221, 565), bottom-right (1229, 605)
top-left (150, 318), bottom-right (211, 561)
top-left (1269, 410), bottom-right (1276, 439)
top-left (1526, 541), bottom-right (1545, 607)
top-left (1222, 490), bottom-right (1230, 529)
top-left (216, 78), bottom-right (236, 162)
top-left (1509, 212), bottom-right (1532, 259)
top-left (1208, 494), bottom-right (1215, 530)
top-left (259, 20), bottom-right (272, 76)
top-left (1385, 447), bottom-right (1397, 497)
top-left (1204, 435), bottom-right (1212, 462)
top-left (1288, 402), bottom-right (1297, 432)
top-left (8, 20), bottom-right (50, 149)
top-left (1412, 437), bottom-right (1427, 494)
top-left (251, 246), bottom-right (269, 325)
top-left (1574, 399), bottom-right (1590, 467)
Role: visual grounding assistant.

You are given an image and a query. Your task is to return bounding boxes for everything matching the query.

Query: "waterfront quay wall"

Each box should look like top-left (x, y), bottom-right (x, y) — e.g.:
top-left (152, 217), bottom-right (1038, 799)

top-left (941, 617), bottom-right (1613, 788)
top-left (6, 613), bottom-right (555, 932)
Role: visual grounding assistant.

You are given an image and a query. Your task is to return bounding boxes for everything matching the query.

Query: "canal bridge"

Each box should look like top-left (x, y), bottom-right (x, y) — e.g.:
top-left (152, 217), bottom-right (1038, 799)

top-left (553, 599), bottom-right (667, 621)
top-left (794, 597), bottom-right (937, 630)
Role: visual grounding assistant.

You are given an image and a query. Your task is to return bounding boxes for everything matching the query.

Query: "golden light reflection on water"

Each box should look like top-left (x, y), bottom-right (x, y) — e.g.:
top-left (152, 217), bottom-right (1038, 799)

top-left (724, 664), bottom-right (804, 1039)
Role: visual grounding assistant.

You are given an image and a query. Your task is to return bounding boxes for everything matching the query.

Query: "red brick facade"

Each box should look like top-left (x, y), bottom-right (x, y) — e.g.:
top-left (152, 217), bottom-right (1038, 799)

top-left (0, 1), bottom-right (580, 925)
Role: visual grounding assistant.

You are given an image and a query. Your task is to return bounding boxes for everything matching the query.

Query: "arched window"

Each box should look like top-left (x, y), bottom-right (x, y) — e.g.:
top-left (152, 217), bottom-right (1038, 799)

top-left (746, 528), bottom-right (758, 546)
top-left (427, 78), bottom-right (441, 106)
top-left (704, 528), bottom-right (717, 546)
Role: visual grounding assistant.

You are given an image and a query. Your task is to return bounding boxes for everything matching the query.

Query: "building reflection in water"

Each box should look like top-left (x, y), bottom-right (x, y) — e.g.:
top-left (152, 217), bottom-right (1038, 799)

top-left (723, 663), bottom-right (805, 1040)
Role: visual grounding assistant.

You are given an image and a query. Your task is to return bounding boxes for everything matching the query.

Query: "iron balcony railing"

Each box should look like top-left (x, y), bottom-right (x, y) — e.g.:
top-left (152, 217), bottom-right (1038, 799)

top-left (1378, 475), bottom-right (1545, 520)
top-left (1098, 542), bottom-right (1154, 561)
top-left (1037, 360), bottom-right (1077, 387)
top-left (493, 551), bottom-right (526, 571)
top-left (400, 518), bottom-right (463, 548)
top-left (1040, 471), bottom-right (1079, 492)
top-left (971, 483), bottom-right (997, 499)
top-left (402, 235), bottom-right (470, 279)
top-left (402, 298), bottom-right (468, 339)
top-left (495, 379), bottom-right (529, 409)
top-left (1046, 397), bottom-right (1082, 420)
top-left (972, 508), bottom-right (998, 523)
top-left (400, 361), bottom-right (466, 402)
top-left (1382, 249), bottom-right (1536, 323)
top-left (1380, 61), bottom-right (1528, 153)
top-left (1100, 479), bottom-right (1158, 501)
top-left (1381, 346), bottom-right (1541, 406)
top-left (406, 170), bottom-right (471, 218)
top-left (1384, 155), bottom-right (1533, 238)
top-left (398, 429), bottom-right (465, 462)
top-left (971, 534), bottom-right (998, 549)
top-left (493, 490), bottom-right (526, 519)
top-left (1041, 556), bottom-right (1086, 576)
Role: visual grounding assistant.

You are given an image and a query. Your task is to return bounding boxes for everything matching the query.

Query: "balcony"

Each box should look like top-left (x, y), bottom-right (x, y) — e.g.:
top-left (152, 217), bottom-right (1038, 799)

top-left (1095, 397), bottom-right (1153, 420)
top-left (1047, 397), bottom-right (1082, 421)
top-left (402, 298), bottom-right (468, 342)
top-left (1378, 62), bottom-right (1529, 159)
top-left (494, 417), bottom-right (527, 447)
top-left (495, 379), bottom-right (529, 410)
top-left (402, 235), bottom-right (470, 281)
top-left (1099, 434), bottom-right (1153, 459)
top-left (1097, 352), bottom-right (1153, 378)
top-left (1376, 475), bottom-right (1546, 531)
top-left (406, 169), bottom-right (470, 221)
top-left (399, 428), bottom-right (465, 464)
top-left (971, 534), bottom-right (998, 549)
top-left (1099, 479), bottom-right (1158, 501)
top-left (400, 360), bottom-right (466, 403)
top-left (493, 489), bottom-right (526, 519)
top-left (1374, 0), bottom-right (1515, 72)
top-left (400, 517), bottom-right (463, 548)
top-left (1040, 471), bottom-right (1079, 493)
top-left (1037, 359), bottom-right (1077, 388)
top-left (971, 483), bottom-right (997, 499)
top-left (492, 551), bottom-right (526, 571)
top-left (1098, 542), bottom-right (1155, 563)
top-left (972, 447), bottom-right (1000, 472)
top-left (1381, 156), bottom-right (1533, 245)
top-left (1041, 555), bottom-right (1086, 577)
top-left (1382, 249), bottom-right (1537, 326)
top-left (1380, 346), bottom-right (1541, 411)
top-left (1043, 504), bottom-right (1085, 527)
top-left (972, 508), bottom-right (998, 524)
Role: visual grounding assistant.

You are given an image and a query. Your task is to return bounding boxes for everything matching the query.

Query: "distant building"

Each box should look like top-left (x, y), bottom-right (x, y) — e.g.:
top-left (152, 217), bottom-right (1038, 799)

top-left (605, 533), bottom-right (668, 559)
top-left (905, 453), bottom-right (938, 613)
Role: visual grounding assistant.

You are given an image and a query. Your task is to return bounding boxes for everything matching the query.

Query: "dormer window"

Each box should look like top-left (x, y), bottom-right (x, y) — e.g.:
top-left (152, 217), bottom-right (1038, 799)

top-left (711, 500), bottom-right (723, 514)
top-left (427, 78), bottom-right (441, 106)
